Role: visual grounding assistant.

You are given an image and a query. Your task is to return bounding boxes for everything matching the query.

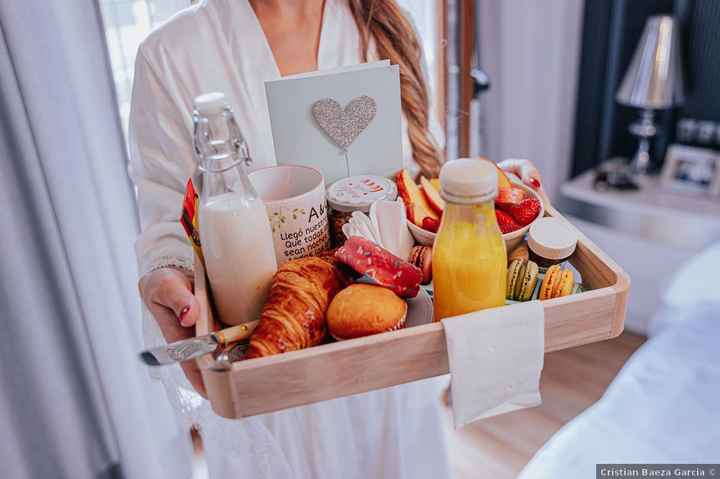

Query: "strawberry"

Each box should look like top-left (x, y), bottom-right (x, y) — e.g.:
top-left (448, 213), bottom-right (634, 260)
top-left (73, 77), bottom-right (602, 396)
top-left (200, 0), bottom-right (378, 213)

top-left (504, 197), bottom-right (541, 227)
top-left (496, 186), bottom-right (526, 206)
top-left (422, 216), bottom-right (441, 233)
top-left (495, 209), bottom-right (520, 234)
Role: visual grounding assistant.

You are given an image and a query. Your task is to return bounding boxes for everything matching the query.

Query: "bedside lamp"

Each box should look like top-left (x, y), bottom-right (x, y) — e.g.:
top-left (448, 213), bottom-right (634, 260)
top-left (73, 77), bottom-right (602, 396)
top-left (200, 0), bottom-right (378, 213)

top-left (616, 15), bottom-right (684, 175)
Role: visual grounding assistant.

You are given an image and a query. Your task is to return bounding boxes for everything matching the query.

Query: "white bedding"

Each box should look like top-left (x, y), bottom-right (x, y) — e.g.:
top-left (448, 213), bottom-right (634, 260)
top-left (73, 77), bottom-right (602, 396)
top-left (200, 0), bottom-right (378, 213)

top-left (518, 243), bottom-right (720, 478)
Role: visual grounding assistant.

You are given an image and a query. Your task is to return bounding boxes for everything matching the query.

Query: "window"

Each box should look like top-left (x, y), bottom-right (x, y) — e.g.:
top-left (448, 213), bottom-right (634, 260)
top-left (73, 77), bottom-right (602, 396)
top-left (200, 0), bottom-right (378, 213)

top-left (396, 0), bottom-right (440, 104)
top-left (100, 0), bottom-right (190, 135)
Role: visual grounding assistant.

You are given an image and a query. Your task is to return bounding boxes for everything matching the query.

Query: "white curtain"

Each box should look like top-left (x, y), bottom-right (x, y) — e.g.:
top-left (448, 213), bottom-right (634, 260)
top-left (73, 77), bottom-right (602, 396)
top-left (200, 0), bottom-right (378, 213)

top-left (0, 1), bottom-right (191, 478)
top-left (477, 0), bottom-right (585, 199)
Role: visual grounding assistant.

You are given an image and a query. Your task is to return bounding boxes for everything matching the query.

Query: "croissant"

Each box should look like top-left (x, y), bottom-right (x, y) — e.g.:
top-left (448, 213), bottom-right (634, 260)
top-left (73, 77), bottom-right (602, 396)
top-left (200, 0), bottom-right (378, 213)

top-left (244, 256), bottom-right (352, 358)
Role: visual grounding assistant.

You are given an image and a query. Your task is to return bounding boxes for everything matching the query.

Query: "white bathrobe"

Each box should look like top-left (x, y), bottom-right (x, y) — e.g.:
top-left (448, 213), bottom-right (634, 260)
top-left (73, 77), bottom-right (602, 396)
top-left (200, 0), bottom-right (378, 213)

top-left (128, 1), bottom-right (451, 478)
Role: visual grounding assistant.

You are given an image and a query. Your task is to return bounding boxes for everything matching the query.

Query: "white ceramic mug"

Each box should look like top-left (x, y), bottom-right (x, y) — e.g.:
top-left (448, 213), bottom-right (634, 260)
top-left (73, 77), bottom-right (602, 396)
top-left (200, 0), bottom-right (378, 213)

top-left (249, 165), bottom-right (330, 265)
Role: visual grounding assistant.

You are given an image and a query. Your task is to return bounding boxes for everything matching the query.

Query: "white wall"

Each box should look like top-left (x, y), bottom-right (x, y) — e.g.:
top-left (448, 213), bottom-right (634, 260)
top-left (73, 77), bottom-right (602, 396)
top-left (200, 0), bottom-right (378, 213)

top-left (478, 0), bottom-right (585, 200)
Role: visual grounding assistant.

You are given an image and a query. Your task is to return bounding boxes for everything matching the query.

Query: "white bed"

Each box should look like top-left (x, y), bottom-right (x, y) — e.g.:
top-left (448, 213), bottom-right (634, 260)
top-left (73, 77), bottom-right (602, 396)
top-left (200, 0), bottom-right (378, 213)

top-left (518, 243), bottom-right (720, 478)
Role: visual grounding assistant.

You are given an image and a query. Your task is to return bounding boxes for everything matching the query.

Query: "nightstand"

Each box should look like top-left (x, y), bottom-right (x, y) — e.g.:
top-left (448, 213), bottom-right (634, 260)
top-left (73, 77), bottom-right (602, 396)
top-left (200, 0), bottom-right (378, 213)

top-left (559, 168), bottom-right (720, 334)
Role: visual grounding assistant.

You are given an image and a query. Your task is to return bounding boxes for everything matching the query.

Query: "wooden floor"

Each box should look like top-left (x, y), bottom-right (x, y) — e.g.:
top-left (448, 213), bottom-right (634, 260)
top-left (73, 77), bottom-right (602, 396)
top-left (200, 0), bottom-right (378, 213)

top-left (445, 332), bottom-right (646, 479)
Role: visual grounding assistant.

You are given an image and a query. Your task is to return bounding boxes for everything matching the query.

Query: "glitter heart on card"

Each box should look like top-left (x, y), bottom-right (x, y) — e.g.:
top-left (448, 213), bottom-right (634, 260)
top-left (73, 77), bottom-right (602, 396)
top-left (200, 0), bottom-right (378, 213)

top-left (312, 95), bottom-right (377, 150)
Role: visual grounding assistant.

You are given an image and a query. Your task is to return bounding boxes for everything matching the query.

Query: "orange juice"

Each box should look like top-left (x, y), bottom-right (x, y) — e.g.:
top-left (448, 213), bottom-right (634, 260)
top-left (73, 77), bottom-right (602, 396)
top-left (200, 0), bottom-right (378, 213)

top-left (432, 159), bottom-right (507, 321)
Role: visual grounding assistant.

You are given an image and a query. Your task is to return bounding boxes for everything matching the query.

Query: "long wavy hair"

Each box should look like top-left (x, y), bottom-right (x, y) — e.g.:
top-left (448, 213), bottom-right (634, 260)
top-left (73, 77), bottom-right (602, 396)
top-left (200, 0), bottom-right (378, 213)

top-left (348, 0), bottom-right (443, 178)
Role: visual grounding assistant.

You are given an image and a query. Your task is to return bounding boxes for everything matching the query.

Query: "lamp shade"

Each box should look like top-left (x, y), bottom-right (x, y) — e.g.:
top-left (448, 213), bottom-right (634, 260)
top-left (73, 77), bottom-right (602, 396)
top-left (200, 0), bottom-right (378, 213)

top-left (617, 15), bottom-right (685, 109)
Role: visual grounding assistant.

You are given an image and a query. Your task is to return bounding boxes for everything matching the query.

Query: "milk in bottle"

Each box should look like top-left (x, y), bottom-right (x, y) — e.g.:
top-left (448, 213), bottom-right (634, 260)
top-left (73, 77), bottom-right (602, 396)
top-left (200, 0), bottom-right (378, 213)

top-left (193, 92), bottom-right (277, 325)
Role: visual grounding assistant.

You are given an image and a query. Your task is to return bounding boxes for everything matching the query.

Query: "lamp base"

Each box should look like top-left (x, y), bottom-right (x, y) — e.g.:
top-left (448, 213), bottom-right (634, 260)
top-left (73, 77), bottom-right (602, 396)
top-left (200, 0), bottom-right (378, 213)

top-left (628, 109), bottom-right (657, 176)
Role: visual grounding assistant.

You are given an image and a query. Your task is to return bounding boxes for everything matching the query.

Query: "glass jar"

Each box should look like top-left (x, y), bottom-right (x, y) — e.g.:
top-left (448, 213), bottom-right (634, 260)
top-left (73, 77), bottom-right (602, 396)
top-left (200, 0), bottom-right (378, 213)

top-left (326, 175), bottom-right (397, 247)
top-left (527, 217), bottom-right (578, 271)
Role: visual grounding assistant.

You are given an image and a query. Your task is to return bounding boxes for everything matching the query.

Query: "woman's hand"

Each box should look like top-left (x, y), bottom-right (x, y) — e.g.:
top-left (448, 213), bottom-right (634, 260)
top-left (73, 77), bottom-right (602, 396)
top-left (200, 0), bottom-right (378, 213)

top-left (498, 158), bottom-right (542, 191)
top-left (139, 267), bottom-right (206, 397)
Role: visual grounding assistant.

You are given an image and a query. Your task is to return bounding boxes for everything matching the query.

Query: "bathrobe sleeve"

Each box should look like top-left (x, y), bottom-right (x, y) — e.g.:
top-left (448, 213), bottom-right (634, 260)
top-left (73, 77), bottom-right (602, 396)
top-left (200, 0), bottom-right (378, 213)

top-left (128, 47), bottom-right (196, 277)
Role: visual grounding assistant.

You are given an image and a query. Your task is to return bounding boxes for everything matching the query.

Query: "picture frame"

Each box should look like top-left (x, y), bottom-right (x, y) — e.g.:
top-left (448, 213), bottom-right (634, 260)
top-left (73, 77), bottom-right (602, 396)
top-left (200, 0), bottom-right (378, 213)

top-left (660, 144), bottom-right (720, 196)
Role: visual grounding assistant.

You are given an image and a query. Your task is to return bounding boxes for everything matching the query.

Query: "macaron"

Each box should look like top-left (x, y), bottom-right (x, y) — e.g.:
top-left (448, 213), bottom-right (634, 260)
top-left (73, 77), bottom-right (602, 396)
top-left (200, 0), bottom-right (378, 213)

top-left (571, 283), bottom-right (585, 295)
top-left (508, 242), bottom-right (530, 265)
top-left (539, 264), bottom-right (561, 300)
top-left (540, 265), bottom-right (575, 300)
top-left (507, 259), bottom-right (523, 299)
top-left (554, 269), bottom-right (574, 298)
top-left (515, 260), bottom-right (539, 301)
top-left (506, 259), bottom-right (539, 301)
top-left (408, 245), bottom-right (433, 284)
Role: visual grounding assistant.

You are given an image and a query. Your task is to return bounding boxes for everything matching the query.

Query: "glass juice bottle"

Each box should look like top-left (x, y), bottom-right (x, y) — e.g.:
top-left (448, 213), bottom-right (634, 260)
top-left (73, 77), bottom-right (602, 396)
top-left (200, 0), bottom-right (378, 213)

top-left (432, 159), bottom-right (507, 321)
top-left (193, 92), bottom-right (277, 325)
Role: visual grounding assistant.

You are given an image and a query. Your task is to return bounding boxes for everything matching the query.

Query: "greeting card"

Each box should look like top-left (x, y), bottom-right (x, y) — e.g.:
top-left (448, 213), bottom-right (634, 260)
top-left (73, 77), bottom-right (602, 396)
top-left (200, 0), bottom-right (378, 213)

top-left (265, 61), bottom-right (402, 184)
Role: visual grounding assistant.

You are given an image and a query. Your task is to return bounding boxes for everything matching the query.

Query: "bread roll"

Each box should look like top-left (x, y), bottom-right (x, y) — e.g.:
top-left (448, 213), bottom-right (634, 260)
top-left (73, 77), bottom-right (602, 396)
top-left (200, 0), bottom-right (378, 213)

top-left (327, 284), bottom-right (407, 340)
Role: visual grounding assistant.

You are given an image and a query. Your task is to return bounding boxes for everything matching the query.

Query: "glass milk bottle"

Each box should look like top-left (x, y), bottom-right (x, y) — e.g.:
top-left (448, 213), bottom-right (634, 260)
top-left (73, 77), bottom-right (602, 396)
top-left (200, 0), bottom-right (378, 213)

top-left (432, 159), bottom-right (507, 321)
top-left (193, 92), bottom-right (277, 325)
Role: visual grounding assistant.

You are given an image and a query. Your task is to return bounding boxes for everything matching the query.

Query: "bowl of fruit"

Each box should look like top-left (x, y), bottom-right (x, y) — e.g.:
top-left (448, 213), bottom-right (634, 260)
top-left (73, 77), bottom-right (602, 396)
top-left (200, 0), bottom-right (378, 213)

top-left (396, 163), bottom-right (544, 250)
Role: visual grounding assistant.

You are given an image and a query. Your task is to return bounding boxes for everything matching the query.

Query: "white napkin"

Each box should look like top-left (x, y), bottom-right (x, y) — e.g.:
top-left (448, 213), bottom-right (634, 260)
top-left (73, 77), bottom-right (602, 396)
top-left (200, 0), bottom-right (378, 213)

top-left (370, 200), bottom-right (414, 260)
top-left (442, 300), bottom-right (545, 429)
top-left (341, 200), bottom-right (415, 260)
top-left (351, 211), bottom-right (382, 243)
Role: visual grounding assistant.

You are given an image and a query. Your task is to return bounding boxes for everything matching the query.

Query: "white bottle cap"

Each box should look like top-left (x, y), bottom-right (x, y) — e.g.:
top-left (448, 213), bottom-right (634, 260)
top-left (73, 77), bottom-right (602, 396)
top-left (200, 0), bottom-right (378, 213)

top-left (193, 92), bottom-right (226, 116)
top-left (528, 217), bottom-right (578, 260)
top-left (439, 158), bottom-right (498, 203)
top-left (327, 175), bottom-right (397, 213)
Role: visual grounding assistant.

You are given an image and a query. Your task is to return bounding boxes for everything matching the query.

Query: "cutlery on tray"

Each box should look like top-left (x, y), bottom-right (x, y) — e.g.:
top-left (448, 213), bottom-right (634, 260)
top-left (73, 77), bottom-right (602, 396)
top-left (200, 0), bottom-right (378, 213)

top-left (139, 320), bottom-right (259, 366)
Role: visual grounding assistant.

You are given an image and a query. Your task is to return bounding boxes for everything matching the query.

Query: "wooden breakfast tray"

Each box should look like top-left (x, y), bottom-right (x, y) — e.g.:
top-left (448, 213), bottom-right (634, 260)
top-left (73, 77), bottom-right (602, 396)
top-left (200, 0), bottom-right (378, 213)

top-left (194, 205), bottom-right (630, 418)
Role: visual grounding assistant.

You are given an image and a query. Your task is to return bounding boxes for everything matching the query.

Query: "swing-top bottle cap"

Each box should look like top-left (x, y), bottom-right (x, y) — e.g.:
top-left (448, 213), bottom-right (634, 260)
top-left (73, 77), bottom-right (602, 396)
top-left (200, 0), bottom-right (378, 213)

top-left (193, 92), bottom-right (227, 116)
top-left (440, 158), bottom-right (498, 203)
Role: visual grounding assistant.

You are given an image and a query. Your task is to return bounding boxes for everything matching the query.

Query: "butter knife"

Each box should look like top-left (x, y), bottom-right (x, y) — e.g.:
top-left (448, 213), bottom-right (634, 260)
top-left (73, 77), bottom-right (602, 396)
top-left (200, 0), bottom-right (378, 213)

top-left (139, 320), bottom-right (259, 366)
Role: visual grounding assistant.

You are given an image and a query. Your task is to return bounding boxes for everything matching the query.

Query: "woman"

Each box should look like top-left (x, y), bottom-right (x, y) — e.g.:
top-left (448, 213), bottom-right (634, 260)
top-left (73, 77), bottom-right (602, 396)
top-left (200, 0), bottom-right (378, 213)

top-left (129, 1), bottom-right (540, 477)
